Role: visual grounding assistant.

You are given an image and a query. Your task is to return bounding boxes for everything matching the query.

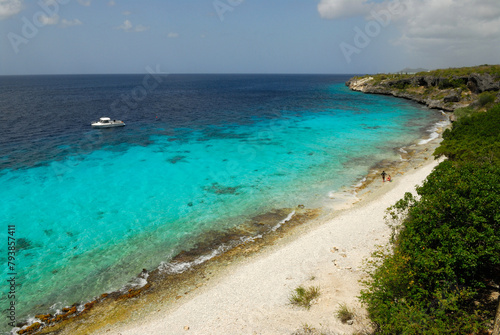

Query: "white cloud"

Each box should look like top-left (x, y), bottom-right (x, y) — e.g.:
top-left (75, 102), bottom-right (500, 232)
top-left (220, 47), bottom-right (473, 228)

top-left (167, 32), bottom-right (179, 38)
top-left (39, 13), bottom-right (59, 25)
top-left (317, 0), bottom-right (373, 19)
top-left (122, 11), bottom-right (131, 16)
top-left (115, 19), bottom-right (149, 32)
top-left (386, 0), bottom-right (500, 62)
top-left (108, 0), bottom-right (115, 6)
top-left (395, 0), bottom-right (500, 41)
top-left (319, 0), bottom-right (500, 64)
top-left (318, 0), bottom-right (500, 39)
top-left (0, 0), bottom-right (23, 20)
top-left (61, 18), bottom-right (82, 28)
top-left (116, 19), bottom-right (132, 31)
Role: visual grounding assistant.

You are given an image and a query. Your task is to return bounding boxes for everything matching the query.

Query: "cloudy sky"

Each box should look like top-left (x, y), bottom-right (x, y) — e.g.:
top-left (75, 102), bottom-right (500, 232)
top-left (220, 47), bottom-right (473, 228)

top-left (0, 0), bottom-right (499, 75)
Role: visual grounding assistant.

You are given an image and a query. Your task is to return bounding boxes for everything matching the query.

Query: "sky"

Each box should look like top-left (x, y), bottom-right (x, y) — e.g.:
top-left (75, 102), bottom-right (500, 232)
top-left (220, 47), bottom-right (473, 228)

top-left (0, 0), bottom-right (499, 75)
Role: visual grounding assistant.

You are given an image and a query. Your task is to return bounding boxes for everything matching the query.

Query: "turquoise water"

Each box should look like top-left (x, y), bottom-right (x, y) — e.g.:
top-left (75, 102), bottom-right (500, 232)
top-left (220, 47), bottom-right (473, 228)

top-left (0, 75), bottom-right (444, 327)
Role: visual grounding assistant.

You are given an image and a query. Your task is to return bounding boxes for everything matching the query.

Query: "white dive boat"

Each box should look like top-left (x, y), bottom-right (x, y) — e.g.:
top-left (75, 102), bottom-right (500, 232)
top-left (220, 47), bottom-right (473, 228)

top-left (91, 117), bottom-right (125, 128)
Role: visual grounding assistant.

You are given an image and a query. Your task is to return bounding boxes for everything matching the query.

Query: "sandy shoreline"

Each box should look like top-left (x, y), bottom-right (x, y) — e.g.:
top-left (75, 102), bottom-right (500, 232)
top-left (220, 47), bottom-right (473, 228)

top-left (85, 155), bottom-right (443, 334)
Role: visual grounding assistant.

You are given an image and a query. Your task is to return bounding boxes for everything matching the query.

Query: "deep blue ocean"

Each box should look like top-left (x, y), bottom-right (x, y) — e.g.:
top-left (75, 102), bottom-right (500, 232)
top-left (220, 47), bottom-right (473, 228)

top-left (0, 74), bottom-right (445, 328)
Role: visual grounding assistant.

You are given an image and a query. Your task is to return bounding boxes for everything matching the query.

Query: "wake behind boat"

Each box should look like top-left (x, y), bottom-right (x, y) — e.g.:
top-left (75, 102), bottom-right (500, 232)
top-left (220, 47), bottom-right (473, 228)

top-left (91, 117), bottom-right (125, 128)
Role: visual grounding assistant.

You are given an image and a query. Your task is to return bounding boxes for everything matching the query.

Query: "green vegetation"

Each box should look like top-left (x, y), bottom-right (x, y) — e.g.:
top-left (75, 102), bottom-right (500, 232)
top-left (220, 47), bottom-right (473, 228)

top-left (453, 106), bottom-right (475, 121)
top-left (367, 65), bottom-right (499, 82)
top-left (289, 285), bottom-right (321, 310)
top-left (420, 64), bottom-right (500, 78)
top-left (353, 65), bottom-right (499, 111)
top-left (434, 104), bottom-right (500, 164)
top-left (479, 91), bottom-right (497, 107)
top-left (360, 65), bottom-right (500, 84)
top-left (335, 303), bottom-right (355, 323)
top-left (360, 103), bottom-right (500, 334)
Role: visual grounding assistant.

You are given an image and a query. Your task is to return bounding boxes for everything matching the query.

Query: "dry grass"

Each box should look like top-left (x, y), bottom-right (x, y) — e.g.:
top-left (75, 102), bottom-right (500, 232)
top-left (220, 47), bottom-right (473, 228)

top-left (336, 303), bottom-right (355, 323)
top-left (289, 286), bottom-right (320, 310)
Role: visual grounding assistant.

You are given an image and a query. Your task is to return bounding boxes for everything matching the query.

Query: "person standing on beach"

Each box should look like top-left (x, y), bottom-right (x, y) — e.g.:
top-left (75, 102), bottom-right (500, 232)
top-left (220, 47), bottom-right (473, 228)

top-left (381, 171), bottom-right (387, 182)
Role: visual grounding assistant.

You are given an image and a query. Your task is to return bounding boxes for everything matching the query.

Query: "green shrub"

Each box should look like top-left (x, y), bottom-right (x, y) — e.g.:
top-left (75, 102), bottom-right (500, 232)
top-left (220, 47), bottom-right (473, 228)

top-left (449, 77), bottom-right (468, 89)
top-left (478, 91), bottom-right (496, 106)
top-left (425, 65), bottom-right (500, 78)
top-left (402, 161), bottom-right (500, 288)
top-left (453, 106), bottom-right (475, 120)
top-left (361, 162), bottom-right (500, 333)
top-left (336, 303), bottom-right (355, 323)
top-left (392, 81), bottom-right (410, 90)
top-left (434, 103), bottom-right (500, 163)
top-left (361, 103), bottom-right (500, 334)
top-left (438, 78), bottom-right (453, 89)
top-left (289, 285), bottom-right (320, 310)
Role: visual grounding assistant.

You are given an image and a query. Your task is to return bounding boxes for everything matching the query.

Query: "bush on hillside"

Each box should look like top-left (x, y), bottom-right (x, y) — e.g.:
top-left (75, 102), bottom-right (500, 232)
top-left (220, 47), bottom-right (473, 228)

top-left (361, 161), bottom-right (500, 334)
top-left (361, 103), bottom-right (500, 334)
top-left (478, 91), bottom-right (496, 107)
top-left (434, 103), bottom-right (500, 163)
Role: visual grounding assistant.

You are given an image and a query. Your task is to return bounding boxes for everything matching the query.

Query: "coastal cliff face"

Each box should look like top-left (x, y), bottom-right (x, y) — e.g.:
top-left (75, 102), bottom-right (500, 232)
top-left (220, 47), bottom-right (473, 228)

top-left (346, 66), bottom-right (500, 114)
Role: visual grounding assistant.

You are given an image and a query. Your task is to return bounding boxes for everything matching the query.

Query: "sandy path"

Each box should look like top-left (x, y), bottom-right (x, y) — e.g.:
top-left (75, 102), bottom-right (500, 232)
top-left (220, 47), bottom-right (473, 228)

top-left (101, 158), bottom-right (440, 335)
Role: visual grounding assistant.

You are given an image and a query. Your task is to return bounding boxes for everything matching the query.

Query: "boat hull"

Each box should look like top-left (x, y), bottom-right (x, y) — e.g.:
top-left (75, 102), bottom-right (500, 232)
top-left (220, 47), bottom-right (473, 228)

top-left (91, 122), bottom-right (126, 128)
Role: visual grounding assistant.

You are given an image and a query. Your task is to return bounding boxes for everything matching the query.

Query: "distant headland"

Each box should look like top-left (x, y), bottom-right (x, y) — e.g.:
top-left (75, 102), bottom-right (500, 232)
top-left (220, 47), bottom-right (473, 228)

top-left (346, 65), bottom-right (500, 117)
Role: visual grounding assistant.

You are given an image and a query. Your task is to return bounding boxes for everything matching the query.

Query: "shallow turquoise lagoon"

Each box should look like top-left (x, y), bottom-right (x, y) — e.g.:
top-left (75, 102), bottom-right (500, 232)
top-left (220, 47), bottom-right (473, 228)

top-left (0, 77), bottom-right (444, 326)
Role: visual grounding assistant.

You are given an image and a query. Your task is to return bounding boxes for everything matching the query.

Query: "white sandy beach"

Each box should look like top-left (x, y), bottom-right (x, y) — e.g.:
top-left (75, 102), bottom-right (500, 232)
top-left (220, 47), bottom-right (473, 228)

top-left (95, 158), bottom-right (441, 335)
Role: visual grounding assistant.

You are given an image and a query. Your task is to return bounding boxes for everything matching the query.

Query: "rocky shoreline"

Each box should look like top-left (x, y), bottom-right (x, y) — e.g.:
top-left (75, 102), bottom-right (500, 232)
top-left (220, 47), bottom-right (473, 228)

top-left (15, 207), bottom-right (322, 335)
top-left (346, 66), bottom-right (500, 116)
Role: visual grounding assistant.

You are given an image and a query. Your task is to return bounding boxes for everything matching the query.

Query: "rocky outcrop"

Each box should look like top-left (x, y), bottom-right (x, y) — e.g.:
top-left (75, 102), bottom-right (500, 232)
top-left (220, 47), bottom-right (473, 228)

top-left (346, 72), bottom-right (500, 112)
top-left (467, 73), bottom-right (500, 93)
top-left (444, 89), bottom-right (462, 103)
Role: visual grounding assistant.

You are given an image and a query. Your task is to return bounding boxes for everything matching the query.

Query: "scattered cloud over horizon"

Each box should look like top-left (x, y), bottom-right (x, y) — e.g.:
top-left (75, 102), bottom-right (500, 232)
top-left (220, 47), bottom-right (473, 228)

top-left (116, 19), bottom-right (132, 31)
top-left (1, 1), bottom-right (497, 75)
top-left (61, 18), bottom-right (82, 28)
top-left (39, 13), bottom-right (59, 25)
top-left (318, 0), bottom-right (500, 66)
top-left (115, 19), bottom-right (149, 32)
top-left (317, 0), bottom-right (370, 19)
top-left (0, 0), bottom-right (23, 20)
top-left (396, 1), bottom-right (500, 45)
top-left (318, 0), bottom-right (500, 41)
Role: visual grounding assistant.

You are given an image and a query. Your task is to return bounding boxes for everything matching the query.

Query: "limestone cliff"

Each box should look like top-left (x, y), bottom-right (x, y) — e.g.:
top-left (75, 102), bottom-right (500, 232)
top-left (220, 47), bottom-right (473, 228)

top-left (346, 65), bottom-right (500, 115)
